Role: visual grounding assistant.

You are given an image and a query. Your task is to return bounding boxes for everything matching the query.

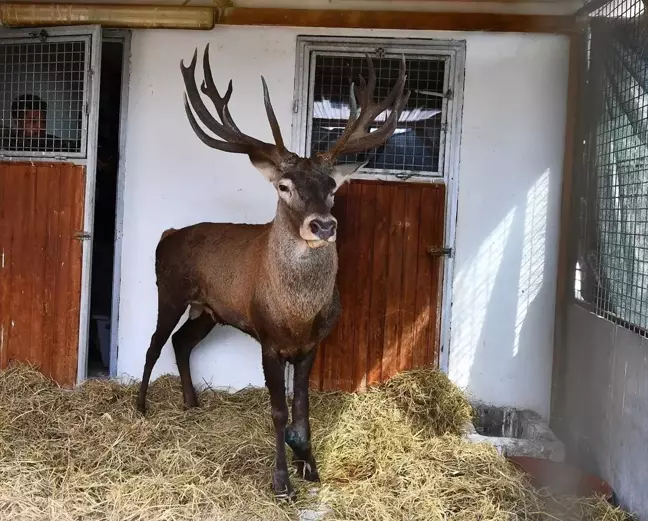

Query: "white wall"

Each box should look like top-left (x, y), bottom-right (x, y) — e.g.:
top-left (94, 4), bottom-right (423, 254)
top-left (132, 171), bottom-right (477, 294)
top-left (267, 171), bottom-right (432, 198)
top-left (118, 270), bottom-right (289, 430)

top-left (554, 304), bottom-right (648, 518)
top-left (117, 26), bottom-right (569, 418)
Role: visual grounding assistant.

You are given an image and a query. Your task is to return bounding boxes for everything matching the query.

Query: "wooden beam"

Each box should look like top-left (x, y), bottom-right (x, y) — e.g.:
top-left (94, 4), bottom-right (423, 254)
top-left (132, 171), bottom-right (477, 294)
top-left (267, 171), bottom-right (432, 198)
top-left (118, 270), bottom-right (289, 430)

top-left (0, 3), bottom-right (215, 29)
top-left (216, 7), bottom-right (578, 34)
top-left (550, 32), bottom-right (587, 432)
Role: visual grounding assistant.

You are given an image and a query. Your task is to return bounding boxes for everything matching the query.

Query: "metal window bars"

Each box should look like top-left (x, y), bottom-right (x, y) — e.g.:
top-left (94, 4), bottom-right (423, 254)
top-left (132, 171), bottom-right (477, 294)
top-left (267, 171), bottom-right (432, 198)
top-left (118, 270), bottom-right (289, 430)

top-left (309, 53), bottom-right (447, 177)
top-left (575, 0), bottom-right (648, 334)
top-left (0, 36), bottom-right (88, 159)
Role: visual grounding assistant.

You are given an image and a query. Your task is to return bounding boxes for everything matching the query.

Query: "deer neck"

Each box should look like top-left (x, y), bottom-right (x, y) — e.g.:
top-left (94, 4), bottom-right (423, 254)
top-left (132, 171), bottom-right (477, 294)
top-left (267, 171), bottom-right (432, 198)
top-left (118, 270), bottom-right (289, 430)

top-left (264, 209), bottom-right (338, 317)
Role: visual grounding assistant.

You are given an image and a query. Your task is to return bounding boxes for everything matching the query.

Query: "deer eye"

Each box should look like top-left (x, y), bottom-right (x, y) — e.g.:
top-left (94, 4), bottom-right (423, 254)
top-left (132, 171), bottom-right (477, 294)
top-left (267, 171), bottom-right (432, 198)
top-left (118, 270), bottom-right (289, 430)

top-left (278, 184), bottom-right (290, 193)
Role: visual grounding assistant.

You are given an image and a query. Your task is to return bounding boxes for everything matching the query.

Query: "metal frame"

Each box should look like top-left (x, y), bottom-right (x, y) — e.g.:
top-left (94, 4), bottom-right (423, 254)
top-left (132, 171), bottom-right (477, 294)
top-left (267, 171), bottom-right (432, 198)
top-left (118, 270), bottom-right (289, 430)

top-left (74, 25), bottom-right (102, 385)
top-left (292, 35), bottom-right (466, 375)
top-left (293, 35), bottom-right (462, 181)
top-left (0, 24), bottom-right (102, 385)
top-left (102, 29), bottom-right (131, 379)
top-left (0, 27), bottom-right (95, 161)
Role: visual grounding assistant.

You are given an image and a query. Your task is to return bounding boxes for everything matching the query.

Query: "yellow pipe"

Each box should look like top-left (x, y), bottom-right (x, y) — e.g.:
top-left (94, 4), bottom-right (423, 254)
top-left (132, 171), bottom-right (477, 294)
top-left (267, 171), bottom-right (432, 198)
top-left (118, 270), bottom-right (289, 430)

top-left (0, 3), bottom-right (217, 30)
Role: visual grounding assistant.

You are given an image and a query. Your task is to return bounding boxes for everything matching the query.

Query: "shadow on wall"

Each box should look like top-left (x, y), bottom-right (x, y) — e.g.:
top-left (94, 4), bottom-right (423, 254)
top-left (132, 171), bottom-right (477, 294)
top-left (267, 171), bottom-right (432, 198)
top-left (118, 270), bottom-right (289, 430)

top-left (450, 168), bottom-right (556, 416)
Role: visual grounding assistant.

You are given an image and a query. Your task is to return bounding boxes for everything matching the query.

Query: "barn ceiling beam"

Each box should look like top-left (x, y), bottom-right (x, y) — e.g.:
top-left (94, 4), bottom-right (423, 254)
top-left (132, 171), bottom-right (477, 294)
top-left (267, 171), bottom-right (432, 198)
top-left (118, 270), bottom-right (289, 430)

top-left (0, 4), bottom-right (578, 34)
top-left (0, 3), bottom-right (217, 29)
top-left (216, 7), bottom-right (579, 33)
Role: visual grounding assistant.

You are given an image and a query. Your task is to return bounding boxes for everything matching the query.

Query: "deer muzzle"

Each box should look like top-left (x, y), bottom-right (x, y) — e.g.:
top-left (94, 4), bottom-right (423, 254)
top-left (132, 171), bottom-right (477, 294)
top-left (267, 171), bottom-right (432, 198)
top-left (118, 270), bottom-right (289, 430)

top-left (310, 218), bottom-right (336, 240)
top-left (301, 215), bottom-right (337, 246)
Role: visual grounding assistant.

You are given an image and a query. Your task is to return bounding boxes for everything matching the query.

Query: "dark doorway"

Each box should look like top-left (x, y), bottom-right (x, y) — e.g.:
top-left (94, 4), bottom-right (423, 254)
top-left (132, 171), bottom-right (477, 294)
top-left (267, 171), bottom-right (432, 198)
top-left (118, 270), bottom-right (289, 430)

top-left (87, 40), bottom-right (124, 378)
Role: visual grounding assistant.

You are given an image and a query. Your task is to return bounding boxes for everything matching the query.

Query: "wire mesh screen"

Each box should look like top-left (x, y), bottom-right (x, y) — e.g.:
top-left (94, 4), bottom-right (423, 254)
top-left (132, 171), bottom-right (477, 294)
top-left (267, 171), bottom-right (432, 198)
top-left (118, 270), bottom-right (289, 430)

top-left (0, 39), bottom-right (87, 157)
top-left (575, 0), bottom-right (648, 333)
top-left (309, 54), bottom-right (446, 176)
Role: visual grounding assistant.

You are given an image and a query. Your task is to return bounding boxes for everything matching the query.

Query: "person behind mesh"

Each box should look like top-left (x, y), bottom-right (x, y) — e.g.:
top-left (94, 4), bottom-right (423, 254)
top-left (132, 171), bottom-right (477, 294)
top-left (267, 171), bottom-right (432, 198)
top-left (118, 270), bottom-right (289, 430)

top-left (0, 94), bottom-right (78, 153)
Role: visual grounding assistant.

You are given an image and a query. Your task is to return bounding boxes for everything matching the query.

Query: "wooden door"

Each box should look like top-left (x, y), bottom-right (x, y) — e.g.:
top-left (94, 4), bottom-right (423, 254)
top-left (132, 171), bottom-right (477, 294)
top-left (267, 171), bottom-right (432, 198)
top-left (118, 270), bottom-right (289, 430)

top-left (311, 179), bottom-right (446, 391)
top-left (0, 162), bottom-right (86, 386)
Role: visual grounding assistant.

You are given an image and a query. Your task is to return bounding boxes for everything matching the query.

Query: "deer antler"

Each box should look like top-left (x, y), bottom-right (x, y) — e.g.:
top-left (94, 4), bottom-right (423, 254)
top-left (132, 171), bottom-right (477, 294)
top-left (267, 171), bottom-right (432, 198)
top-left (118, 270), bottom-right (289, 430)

top-left (318, 54), bottom-right (410, 165)
top-left (180, 44), bottom-right (292, 166)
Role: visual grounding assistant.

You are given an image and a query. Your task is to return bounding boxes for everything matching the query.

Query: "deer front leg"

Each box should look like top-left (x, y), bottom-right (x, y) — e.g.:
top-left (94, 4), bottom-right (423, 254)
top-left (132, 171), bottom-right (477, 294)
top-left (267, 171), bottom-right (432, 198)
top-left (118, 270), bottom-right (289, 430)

top-left (262, 350), bottom-right (294, 500)
top-left (286, 347), bottom-right (319, 482)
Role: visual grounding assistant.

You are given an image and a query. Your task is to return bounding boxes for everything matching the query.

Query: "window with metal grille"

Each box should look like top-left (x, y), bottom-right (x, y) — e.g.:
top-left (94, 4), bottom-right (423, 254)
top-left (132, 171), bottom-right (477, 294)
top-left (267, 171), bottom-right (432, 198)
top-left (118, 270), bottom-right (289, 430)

top-left (293, 37), bottom-right (465, 180)
top-left (0, 35), bottom-right (89, 158)
top-left (574, 0), bottom-right (648, 335)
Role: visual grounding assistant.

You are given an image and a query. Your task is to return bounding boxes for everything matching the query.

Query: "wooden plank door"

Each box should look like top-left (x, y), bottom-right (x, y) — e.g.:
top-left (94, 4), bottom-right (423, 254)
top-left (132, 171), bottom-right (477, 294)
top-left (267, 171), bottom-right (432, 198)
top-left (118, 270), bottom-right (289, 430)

top-left (311, 179), bottom-right (446, 391)
top-left (0, 24), bottom-right (102, 385)
top-left (0, 162), bottom-right (86, 386)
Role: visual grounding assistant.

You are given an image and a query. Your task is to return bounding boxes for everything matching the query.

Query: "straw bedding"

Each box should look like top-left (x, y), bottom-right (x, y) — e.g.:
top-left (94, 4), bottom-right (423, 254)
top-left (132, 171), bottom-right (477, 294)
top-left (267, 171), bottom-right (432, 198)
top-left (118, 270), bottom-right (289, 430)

top-left (0, 363), bottom-right (634, 521)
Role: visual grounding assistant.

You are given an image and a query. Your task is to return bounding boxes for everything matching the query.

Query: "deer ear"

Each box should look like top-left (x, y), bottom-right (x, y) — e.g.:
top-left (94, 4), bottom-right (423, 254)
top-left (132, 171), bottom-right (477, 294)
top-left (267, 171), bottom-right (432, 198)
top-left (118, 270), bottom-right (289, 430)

top-left (249, 156), bottom-right (281, 183)
top-left (330, 161), bottom-right (366, 191)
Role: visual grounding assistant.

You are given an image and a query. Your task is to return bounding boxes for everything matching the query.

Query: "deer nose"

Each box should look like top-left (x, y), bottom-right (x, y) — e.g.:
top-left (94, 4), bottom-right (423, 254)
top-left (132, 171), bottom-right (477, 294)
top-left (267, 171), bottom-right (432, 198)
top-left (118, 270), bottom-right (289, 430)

top-left (309, 218), bottom-right (337, 240)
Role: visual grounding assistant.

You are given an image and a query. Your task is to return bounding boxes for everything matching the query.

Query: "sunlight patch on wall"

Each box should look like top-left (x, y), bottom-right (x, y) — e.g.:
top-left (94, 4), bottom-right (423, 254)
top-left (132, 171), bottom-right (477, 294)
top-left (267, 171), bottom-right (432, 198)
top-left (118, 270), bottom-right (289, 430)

top-left (513, 169), bottom-right (550, 356)
top-left (450, 207), bottom-right (517, 388)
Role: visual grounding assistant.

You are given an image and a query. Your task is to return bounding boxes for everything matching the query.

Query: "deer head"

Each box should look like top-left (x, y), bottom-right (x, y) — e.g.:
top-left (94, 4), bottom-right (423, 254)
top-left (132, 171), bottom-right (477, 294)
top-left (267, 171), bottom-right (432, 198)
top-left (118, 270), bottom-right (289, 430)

top-left (181, 45), bottom-right (410, 248)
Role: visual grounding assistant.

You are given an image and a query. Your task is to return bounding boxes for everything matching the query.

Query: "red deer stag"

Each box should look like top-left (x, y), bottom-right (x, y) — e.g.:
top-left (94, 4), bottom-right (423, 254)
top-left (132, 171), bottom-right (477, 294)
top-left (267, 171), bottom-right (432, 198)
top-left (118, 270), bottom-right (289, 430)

top-left (137, 44), bottom-right (409, 499)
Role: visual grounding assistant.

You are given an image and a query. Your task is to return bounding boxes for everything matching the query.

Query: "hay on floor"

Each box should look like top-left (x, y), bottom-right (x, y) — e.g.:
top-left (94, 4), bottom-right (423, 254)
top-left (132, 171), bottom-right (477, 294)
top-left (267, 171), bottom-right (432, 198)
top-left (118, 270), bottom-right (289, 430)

top-left (0, 363), bottom-right (634, 521)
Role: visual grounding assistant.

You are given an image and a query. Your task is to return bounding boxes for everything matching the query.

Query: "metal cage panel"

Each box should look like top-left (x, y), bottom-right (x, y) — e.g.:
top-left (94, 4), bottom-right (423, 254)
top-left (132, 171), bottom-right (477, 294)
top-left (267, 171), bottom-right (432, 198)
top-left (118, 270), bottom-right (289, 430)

top-left (575, 0), bottom-right (648, 335)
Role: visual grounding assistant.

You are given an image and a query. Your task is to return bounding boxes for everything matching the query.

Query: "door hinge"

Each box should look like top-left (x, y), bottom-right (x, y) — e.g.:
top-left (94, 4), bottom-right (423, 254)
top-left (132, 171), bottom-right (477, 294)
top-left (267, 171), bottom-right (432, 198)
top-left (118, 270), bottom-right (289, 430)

top-left (73, 231), bottom-right (92, 241)
top-left (427, 246), bottom-right (453, 258)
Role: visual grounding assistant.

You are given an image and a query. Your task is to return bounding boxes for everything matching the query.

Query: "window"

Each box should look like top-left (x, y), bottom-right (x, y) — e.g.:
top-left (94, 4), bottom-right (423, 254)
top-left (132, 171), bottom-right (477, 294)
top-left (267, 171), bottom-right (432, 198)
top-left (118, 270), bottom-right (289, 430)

top-left (574, 0), bottom-right (648, 335)
top-left (293, 36), bottom-right (466, 180)
top-left (0, 33), bottom-right (91, 158)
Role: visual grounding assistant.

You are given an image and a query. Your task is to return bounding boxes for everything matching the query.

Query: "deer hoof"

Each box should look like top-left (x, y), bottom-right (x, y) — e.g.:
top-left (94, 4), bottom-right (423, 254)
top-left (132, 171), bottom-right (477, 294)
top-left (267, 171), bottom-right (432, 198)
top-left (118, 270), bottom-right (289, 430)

top-left (296, 460), bottom-right (320, 482)
top-left (272, 472), bottom-right (295, 501)
top-left (183, 399), bottom-right (199, 410)
top-left (136, 401), bottom-right (147, 416)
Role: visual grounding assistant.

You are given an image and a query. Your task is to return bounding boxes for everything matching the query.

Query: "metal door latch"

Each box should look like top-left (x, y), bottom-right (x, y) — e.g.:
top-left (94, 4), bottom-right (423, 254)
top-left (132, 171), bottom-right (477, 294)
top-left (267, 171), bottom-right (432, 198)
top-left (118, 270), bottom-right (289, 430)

top-left (427, 246), bottom-right (453, 257)
top-left (73, 231), bottom-right (91, 241)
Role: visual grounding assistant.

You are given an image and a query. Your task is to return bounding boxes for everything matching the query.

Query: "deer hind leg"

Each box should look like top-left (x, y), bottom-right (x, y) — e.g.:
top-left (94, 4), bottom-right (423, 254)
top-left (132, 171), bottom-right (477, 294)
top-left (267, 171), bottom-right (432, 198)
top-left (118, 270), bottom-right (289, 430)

top-left (172, 310), bottom-right (216, 408)
top-left (137, 296), bottom-right (185, 414)
top-left (262, 350), bottom-right (294, 500)
top-left (286, 347), bottom-right (320, 482)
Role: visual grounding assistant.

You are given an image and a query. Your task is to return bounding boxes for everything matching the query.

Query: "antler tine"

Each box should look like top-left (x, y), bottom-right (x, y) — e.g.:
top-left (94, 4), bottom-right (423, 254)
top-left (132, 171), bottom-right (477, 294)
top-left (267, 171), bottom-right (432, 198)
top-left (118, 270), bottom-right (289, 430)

top-left (261, 76), bottom-right (286, 151)
top-left (181, 45), bottom-right (290, 164)
top-left (182, 93), bottom-right (252, 154)
top-left (200, 44), bottom-right (241, 133)
top-left (318, 54), bottom-right (409, 164)
top-left (181, 49), bottom-right (237, 143)
top-left (340, 87), bottom-right (411, 155)
top-left (196, 44), bottom-right (270, 149)
top-left (361, 53), bottom-right (376, 107)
